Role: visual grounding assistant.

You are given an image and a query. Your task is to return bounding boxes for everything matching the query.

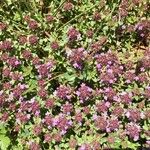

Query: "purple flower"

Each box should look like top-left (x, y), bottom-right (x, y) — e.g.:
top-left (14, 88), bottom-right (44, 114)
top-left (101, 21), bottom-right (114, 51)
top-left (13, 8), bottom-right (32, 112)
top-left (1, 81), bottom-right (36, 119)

top-left (24, 15), bottom-right (30, 22)
top-left (95, 53), bottom-right (108, 66)
top-left (37, 64), bottom-right (49, 77)
top-left (53, 133), bottom-right (62, 142)
top-left (0, 22), bottom-right (7, 30)
top-left (110, 64), bottom-right (124, 75)
top-left (67, 27), bottom-right (80, 41)
top-left (119, 7), bottom-right (128, 18)
top-left (43, 114), bottom-right (53, 127)
top-left (36, 61), bottom-right (54, 78)
top-left (29, 142), bottom-right (41, 150)
top-left (16, 112), bottom-right (30, 124)
top-left (100, 72), bottom-right (117, 84)
top-left (86, 29), bottom-right (94, 38)
top-left (125, 60), bottom-right (134, 70)
top-left (44, 133), bottom-right (52, 143)
top-left (2, 68), bottom-right (11, 77)
top-left (76, 83), bottom-right (92, 102)
top-left (12, 84), bottom-right (27, 98)
top-left (19, 101), bottom-right (30, 111)
top-left (126, 109), bottom-right (142, 122)
top-left (29, 101), bottom-right (40, 115)
top-left (135, 20), bottom-right (150, 41)
top-left (95, 116), bottom-right (107, 131)
top-left (54, 85), bottom-right (72, 100)
top-left (112, 106), bottom-right (124, 117)
top-left (74, 111), bottom-right (83, 123)
top-left (83, 106), bottom-right (91, 115)
top-left (92, 141), bottom-right (100, 150)
top-left (32, 56), bottom-right (41, 65)
top-left (0, 91), bottom-right (6, 107)
top-left (45, 98), bottom-right (55, 108)
top-left (91, 41), bottom-right (101, 52)
top-left (61, 102), bottom-right (73, 114)
top-left (69, 138), bottom-right (77, 149)
top-left (50, 41), bottom-right (59, 50)
top-left (3, 82), bottom-right (12, 90)
top-left (46, 15), bottom-right (54, 22)
top-left (0, 52), bottom-right (9, 61)
top-left (107, 118), bottom-right (119, 132)
top-left (96, 101), bottom-right (110, 113)
top-left (124, 71), bottom-right (136, 83)
top-left (138, 73), bottom-right (148, 83)
top-left (7, 56), bottom-right (21, 67)
top-left (0, 112), bottom-right (9, 122)
top-left (120, 92), bottom-right (132, 104)
top-left (93, 11), bottom-right (101, 21)
top-left (1, 40), bottom-right (13, 51)
top-left (38, 79), bottom-right (46, 87)
top-left (103, 87), bottom-right (116, 101)
top-left (144, 109), bottom-right (150, 119)
top-left (79, 144), bottom-right (91, 150)
top-left (144, 87), bottom-right (150, 99)
top-left (19, 35), bottom-right (27, 45)
top-left (63, 2), bottom-right (74, 11)
top-left (33, 124), bottom-right (42, 136)
top-left (68, 48), bottom-right (87, 69)
top-left (146, 140), bottom-right (150, 146)
top-left (38, 88), bottom-right (48, 98)
top-left (141, 58), bottom-right (150, 69)
top-left (28, 20), bottom-right (38, 30)
top-left (10, 72), bottom-right (23, 81)
top-left (57, 115), bottom-right (71, 131)
top-left (107, 136), bottom-right (115, 144)
top-left (22, 50), bottom-right (32, 60)
top-left (126, 122), bottom-right (141, 141)
top-left (29, 35), bottom-right (38, 45)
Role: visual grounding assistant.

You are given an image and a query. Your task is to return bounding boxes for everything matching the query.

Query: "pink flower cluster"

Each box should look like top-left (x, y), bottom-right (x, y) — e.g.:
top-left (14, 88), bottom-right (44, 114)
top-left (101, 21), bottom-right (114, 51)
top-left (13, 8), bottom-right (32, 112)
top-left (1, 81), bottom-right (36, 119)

top-left (0, 1), bottom-right (150, 149)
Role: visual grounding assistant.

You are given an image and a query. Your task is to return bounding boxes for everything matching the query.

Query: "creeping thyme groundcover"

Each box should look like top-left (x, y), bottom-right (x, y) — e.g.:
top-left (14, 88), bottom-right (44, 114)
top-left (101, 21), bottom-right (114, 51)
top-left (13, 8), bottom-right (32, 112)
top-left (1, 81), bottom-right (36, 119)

top-left (0, 0), bottom-right (150, 149)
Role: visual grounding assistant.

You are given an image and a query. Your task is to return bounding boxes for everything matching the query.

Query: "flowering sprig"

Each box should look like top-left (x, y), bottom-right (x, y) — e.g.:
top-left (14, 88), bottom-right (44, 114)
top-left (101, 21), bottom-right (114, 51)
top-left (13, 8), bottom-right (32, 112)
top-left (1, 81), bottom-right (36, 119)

top-left (0, 0), bottom-right (149, 149)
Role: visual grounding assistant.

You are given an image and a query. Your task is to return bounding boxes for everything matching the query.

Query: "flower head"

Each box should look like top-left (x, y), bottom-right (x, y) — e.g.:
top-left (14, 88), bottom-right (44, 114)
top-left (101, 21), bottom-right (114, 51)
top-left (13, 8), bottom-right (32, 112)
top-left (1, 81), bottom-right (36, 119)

top-left (67, 27), bottom-right (80, 41)
top-left (54, 85), bottom-right (72, 100)
top-left (76, 83), bottom-right (93, 102)
top-left (63, 2), bottom-right (74, 11)
top-left (29, 35), bottom-right (38, 45)
top-left (126, 122), bottom-right (141, 141)
top-left (68, 48), bottom-right (87, 69)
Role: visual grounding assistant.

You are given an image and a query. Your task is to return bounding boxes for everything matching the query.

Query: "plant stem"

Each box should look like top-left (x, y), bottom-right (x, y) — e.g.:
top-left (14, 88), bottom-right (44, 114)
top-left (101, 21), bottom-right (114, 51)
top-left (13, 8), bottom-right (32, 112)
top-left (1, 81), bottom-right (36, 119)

top-left (56, 2), bottom-right (100, 32)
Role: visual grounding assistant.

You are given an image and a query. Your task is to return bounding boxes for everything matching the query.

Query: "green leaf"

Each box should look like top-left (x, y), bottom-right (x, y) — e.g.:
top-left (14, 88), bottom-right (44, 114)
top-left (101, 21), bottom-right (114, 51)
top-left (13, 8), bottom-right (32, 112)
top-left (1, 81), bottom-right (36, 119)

top-left (44, 45), bottom-right (51, 52)
top-left (0, 135), bottom-right (10, 150)
top-left (14, 12), bottom-right (21, 21)
top-left (22, 66), bottom-right (33, 77)
top-left (23, 79), bottom-right (37, 95)
top-left (0, 124), bottom-right (6, 134)
top-left (12, 146), bottom-right (23, 150)
top-left (113, 139), bottom-right (122, 148)
top-left (61, 72), bottom-right (77, 83)
top-left (127, 141), bottom-right (140, 150)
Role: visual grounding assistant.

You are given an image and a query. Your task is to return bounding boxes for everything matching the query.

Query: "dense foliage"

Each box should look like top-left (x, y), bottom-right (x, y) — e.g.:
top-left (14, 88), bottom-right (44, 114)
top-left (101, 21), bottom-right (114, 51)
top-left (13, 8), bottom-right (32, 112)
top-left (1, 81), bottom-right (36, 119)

top-left (0, 0), bottom-right (150, 149)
